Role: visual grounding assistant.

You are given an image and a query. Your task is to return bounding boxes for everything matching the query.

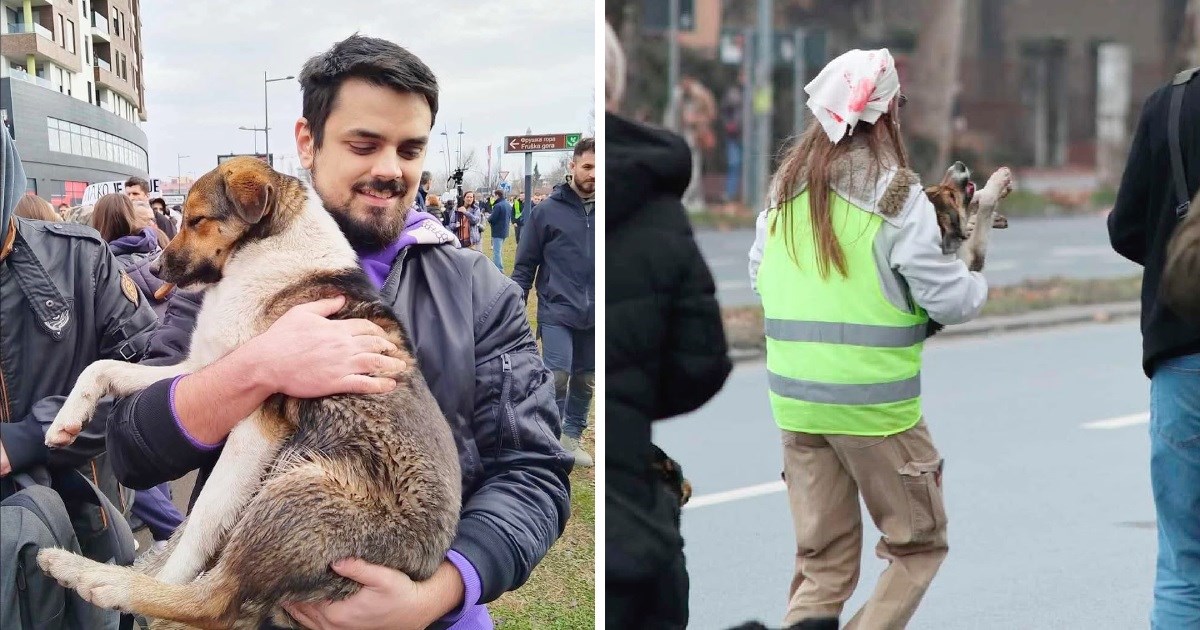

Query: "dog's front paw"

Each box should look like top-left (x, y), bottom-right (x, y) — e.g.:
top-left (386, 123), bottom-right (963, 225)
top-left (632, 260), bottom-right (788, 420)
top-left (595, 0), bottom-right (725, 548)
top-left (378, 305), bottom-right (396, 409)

top-left (45, 404), bottom-right (88, 448)
top-left (992, 213), bottom-right (1009, 229)
top-left (988, 167), bottom-right (1014, 199)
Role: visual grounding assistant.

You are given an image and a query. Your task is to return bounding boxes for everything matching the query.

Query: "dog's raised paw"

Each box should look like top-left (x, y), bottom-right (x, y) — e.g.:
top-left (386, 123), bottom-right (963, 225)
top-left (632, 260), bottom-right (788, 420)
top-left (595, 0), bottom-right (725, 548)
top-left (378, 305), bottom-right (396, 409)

top-left (993, 214), bottom-right (1009, 229)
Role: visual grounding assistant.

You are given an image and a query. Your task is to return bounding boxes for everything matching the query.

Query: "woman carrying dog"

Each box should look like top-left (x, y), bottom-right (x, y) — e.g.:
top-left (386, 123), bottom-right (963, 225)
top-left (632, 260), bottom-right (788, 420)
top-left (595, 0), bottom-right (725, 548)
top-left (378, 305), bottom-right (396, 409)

top-left (748, 49), bottom-right (988, 630)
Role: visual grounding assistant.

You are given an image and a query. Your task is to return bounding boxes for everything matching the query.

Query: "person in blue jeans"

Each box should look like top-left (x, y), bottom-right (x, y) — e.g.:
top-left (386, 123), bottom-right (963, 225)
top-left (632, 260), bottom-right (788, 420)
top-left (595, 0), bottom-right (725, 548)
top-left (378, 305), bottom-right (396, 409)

top-left (512, 138), bottom-right (596, 467)
top-left (488, 188), bottom-right (513, 272)
top-left (1108, 66), bottom-right (1200, 628)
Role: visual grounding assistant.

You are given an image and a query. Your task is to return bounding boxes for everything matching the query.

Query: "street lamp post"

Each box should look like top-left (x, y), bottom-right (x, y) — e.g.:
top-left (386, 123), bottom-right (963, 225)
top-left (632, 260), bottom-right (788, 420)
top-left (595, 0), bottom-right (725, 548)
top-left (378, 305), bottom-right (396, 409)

top-left (176, 154), bottom-right (189, 194)
top-left (263, 71), bottom-right (295, 165)
top-left (238, 126), bottom-right (268, 153)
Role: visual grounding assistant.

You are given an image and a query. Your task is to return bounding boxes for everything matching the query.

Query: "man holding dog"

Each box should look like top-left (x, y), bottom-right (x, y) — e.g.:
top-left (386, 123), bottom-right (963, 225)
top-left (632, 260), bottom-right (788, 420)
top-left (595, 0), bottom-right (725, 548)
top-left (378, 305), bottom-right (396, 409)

top-left (104, 35), bottom-right (571, 630)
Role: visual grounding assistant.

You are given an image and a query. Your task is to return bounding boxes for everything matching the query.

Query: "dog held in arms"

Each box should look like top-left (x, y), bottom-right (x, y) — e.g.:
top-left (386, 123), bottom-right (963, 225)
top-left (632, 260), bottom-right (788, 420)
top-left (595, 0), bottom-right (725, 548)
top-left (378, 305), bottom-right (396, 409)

top-left (917, 161), bottom-right (1013, 336)
top-left (36, 156), bottom-right (462, 629)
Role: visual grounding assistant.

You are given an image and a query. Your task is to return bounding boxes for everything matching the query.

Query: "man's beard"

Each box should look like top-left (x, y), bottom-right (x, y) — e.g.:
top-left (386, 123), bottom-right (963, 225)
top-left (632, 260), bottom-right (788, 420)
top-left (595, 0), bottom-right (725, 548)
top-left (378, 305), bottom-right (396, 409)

top-left (314, 163), bottom-right (410, 250)
top-left (573, 177), bottom-right (595, 197)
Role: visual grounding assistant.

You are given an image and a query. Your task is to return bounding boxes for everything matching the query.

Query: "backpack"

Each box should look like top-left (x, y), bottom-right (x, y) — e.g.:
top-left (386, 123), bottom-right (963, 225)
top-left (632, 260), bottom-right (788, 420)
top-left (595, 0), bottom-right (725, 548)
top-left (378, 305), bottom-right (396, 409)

top-left (1, 467), bottom-right (137, 629)
top-left (1162, 67), bottom-right (1200, 322)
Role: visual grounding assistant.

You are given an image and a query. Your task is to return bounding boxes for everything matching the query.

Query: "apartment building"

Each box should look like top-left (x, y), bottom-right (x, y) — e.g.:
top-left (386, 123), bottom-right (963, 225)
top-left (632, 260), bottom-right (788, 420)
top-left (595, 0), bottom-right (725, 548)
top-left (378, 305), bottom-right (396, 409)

top-left (1, 0), bottom-right (149, 206)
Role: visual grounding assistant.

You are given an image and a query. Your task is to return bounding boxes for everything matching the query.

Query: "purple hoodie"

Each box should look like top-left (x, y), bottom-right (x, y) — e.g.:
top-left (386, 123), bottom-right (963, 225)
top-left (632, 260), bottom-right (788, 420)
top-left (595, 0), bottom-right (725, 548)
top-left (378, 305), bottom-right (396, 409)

top-left (108, 228), bottom-right (170, 317)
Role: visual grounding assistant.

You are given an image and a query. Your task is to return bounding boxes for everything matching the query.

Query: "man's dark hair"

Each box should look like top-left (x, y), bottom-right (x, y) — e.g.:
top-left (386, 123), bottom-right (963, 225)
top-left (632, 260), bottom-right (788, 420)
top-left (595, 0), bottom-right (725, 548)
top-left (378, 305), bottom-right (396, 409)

top-left (299, 34), bottom-right (439, 149)
top-left (421, 171), bottom-right (432, 185)
top-left (124, 176), bottom-right (149, 192)
top-left (573, 137), bottom-right (595, 159)
top-left (493, 189), bottom-right (505, 200)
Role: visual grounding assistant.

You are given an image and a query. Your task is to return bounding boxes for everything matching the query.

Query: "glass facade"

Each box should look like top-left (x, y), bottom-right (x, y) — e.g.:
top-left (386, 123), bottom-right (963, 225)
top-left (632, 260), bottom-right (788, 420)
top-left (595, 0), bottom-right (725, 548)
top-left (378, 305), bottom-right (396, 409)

top-left (46, 116), bottom-right (147, 171)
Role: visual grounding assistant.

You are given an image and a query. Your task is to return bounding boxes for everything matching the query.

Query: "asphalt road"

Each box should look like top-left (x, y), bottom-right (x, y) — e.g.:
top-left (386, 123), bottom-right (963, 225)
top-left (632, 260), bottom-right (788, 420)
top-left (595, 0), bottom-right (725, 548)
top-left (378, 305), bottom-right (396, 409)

top-left (654, 320), bottom-right (1156, 629)
top-left (698, 214), bottom-right (1142, 307)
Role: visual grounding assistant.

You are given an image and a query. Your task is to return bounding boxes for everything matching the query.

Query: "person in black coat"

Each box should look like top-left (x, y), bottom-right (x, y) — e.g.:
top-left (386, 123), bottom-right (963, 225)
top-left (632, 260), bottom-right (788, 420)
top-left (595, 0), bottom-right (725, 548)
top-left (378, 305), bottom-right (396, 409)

top-left (1107, 65), bottom-right (1200, 627)
top-left (605, 23), bottom-right (731, 629)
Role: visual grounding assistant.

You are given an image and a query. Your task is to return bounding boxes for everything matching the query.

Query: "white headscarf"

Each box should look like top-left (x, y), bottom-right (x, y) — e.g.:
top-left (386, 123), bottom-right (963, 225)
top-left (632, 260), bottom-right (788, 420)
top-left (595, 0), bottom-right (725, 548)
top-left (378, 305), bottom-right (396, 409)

top-left (804, 48), bottom-right (901, 144)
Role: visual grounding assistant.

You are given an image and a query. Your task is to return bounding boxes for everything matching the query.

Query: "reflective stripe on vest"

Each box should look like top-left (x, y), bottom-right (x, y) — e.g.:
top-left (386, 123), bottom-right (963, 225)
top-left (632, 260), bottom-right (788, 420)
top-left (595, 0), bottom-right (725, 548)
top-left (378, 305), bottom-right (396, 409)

top-left (758, 189), bottom-right (927, 436)
top-left (765, 319), bottom-right (927, 348)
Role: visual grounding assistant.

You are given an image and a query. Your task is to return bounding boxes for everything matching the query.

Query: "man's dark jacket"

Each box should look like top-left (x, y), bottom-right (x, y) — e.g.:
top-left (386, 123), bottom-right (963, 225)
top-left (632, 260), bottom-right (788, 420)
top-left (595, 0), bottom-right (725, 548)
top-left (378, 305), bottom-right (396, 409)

top-left (0, 218), bottom-right (157, 524)
top-left (488, 199), bottom-right (513, 240)
top-left (105, 240), bottom-right (573, 606)
top-left (1108, 69), bottom-right (1200, 376)
top-left (605, 111), bottom-right (731, 623)
top-left (511, 184), bottom-right (595, 330)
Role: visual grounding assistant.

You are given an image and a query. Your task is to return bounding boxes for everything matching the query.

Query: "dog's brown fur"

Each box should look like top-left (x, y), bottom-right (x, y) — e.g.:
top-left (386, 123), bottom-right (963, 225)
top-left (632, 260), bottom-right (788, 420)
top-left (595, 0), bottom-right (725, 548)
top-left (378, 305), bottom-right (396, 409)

top-left (37, 158), bottom-right (461, 629)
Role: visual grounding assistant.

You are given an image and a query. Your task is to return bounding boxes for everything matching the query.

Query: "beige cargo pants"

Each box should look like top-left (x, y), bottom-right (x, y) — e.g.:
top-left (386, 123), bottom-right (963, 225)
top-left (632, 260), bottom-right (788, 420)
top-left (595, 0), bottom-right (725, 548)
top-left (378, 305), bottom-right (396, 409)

top-left (780, 419), bottom-right (948, 630)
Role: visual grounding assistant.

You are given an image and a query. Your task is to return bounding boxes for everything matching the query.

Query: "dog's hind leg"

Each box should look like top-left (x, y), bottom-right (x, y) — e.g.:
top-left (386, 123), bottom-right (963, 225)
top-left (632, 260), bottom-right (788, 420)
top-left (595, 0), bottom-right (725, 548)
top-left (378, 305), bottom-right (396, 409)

top-left (46, 360), bottom-right (198, 447)
top-left (153, 413), bottom-right (283, 585)
top-left (38, 547), bottom-right (241, 629)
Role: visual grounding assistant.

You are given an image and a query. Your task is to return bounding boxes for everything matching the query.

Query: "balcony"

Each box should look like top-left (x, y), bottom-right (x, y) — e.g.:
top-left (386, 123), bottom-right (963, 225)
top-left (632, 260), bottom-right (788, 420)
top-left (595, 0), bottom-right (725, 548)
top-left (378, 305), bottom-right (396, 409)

top-left (91, 11), bottom-right (110, 42)
top-left (5, 21), bottom-right (53, 40)
top-left (0, 25), bottom-right (83, 73)
top-left (2, 66), bottom-right (55, 91)
top-left (93, 59), bottom-right (136, 103)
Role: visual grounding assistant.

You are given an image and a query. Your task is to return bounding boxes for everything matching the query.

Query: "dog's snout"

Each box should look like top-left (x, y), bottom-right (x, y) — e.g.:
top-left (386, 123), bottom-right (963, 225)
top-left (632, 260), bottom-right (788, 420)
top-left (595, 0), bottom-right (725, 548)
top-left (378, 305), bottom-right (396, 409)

top-left (149, 257), bottom-right (162, 276)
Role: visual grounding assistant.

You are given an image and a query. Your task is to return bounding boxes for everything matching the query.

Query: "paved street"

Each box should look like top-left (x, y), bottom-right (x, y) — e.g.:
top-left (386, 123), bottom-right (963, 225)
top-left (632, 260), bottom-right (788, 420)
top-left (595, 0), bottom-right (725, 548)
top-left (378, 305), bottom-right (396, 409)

top-left (698, 214), bottom-right (1141, 307)
top-left (655, 320), bottom-right (1155, 629)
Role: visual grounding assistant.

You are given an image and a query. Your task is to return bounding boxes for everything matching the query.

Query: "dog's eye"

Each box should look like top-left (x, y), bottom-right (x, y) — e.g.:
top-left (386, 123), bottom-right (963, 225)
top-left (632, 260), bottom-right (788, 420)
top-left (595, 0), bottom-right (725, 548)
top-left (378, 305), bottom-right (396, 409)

top-left (187, 217), bottom-right (205, 228)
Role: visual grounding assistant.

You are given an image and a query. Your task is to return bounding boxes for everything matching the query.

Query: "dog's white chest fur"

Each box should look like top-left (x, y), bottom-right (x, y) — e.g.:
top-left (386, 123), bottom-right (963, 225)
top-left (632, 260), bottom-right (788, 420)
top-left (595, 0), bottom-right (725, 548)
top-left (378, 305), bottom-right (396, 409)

top-left (186, 186), bottom-right (358, 366)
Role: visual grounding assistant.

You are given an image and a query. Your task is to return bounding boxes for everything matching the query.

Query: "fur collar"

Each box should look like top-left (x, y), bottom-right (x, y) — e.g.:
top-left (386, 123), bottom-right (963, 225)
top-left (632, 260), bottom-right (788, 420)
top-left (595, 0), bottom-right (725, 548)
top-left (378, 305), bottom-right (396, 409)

top-left (780, 136), bottom-right (918, 224)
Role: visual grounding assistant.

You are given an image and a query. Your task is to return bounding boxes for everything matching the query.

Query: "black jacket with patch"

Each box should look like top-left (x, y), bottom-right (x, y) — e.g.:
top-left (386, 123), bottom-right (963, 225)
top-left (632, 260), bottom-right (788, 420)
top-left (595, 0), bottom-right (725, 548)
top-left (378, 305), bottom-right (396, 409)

top-left (0, 217), bottom-right (157, 525)
top-left (104, 240), bottom-right (572, 606)
top-left (1108, 70), bottom-right (1200, 375)
top-left (605, 112), bottom-right (730, 586)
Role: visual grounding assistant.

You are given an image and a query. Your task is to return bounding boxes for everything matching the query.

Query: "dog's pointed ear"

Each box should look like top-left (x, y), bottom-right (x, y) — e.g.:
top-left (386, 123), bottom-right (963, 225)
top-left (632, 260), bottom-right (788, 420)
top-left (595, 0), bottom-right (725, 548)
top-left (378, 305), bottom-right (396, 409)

top-left (224, 168), bottom-right (276, 224)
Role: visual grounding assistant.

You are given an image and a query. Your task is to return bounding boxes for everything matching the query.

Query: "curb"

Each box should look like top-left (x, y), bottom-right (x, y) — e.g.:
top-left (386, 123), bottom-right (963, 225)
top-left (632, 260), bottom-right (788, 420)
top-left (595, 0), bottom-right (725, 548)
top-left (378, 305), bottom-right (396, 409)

top-left (727, 300), bottom-right (1141, 363)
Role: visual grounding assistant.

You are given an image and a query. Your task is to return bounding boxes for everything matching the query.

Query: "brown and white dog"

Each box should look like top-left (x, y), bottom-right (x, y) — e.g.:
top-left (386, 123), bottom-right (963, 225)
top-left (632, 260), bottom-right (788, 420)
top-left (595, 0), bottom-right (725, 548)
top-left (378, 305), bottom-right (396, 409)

top-left (922, 161), bottom-right (1014, 335)
top-left (36, 157), bottom-right (462, 629)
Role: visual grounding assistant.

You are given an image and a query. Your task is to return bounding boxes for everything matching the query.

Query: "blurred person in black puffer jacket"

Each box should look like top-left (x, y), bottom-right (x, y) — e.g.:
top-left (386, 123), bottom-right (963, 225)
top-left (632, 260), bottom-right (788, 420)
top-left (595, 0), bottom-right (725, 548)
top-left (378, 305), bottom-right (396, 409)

top-left (605, 22), bottom-right (731, 629)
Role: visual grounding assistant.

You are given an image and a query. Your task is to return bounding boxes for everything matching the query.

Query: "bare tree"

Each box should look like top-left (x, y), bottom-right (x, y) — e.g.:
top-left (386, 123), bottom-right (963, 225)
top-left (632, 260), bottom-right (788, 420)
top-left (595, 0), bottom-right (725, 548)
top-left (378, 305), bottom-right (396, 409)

top-left (904, 0), bottom-right (966, 180)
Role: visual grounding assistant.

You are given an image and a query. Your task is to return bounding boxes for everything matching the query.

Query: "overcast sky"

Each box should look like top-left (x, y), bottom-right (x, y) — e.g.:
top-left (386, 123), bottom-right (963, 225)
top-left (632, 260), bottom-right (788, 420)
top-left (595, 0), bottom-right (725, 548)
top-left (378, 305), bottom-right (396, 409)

top-left (141, 0), bottom-right (595, 191)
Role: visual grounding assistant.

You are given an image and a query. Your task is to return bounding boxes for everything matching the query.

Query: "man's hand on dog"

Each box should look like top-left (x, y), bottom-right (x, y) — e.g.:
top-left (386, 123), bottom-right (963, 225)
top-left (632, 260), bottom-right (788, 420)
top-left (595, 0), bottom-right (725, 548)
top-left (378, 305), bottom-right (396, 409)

top-left (283, 558), bottom-right (464, 630)
top-left (244, 296), bottom-right (409, 398)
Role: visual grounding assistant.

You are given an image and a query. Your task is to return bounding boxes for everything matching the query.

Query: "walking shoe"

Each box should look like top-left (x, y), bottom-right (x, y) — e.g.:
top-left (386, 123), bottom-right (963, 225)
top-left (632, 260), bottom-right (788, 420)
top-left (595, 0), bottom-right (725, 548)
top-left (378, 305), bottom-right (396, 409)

top-left (560, 435), bottom-right (594, 468)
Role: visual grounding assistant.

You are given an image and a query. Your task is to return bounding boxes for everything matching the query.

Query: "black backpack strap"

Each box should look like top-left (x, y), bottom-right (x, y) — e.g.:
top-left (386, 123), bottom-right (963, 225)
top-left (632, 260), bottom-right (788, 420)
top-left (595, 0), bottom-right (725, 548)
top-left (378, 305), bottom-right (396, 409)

top-left (1169, 67), bottom-right (1198, 218)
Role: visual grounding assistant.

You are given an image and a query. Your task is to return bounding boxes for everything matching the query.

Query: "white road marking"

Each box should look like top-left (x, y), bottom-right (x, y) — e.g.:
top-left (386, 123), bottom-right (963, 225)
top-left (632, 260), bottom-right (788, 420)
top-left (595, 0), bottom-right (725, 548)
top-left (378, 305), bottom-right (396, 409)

top-left (685, 411), bottom-right (1151, 510)
top-left (1081, 412), bottom-right (1149, 429)
top-left (685, 480), bottom-right (786, 510)
top-left (1051, 246), bottom-right (1118, 258)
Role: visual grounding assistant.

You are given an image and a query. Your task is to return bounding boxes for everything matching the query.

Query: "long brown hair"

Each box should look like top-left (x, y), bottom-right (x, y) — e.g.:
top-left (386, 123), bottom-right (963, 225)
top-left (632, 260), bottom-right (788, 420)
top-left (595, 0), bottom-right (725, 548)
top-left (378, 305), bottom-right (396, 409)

top-left (14, 195), bottom-right (60, 222)
top-left (92, 193), bottom-right (169, 248)
top-left (770, 98), bottom-right (908, 278)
